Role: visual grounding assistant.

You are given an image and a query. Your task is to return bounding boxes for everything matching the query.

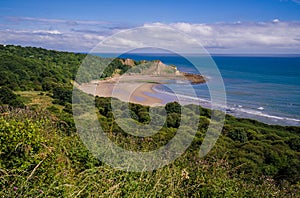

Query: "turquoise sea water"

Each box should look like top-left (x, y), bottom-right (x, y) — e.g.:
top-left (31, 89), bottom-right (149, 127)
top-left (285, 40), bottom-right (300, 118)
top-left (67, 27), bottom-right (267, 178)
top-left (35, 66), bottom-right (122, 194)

top-left (100, 53), bottom-right (300, 126)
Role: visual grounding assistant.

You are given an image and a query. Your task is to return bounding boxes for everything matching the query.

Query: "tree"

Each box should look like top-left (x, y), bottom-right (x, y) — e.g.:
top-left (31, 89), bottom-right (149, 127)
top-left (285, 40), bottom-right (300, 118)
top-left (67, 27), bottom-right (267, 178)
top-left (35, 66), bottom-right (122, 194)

top-left (228, 127), bottom-right (248, 143)
top-left (52, 87), bottom-right (72, 105)
top-left (0, 86), bottom-right (24, 108)
top-left (167, 112), bottom-right (181, 128)
top-left (0, 87), bottom-right (16, 104)
top-left (165, 101), bottom-right (181, 114)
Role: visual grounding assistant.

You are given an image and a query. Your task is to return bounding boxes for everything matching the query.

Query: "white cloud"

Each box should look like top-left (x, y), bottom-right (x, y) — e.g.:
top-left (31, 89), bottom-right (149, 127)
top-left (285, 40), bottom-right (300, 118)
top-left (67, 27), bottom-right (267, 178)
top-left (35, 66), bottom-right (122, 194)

top-left (96, 26), bottom-right (202, 54)
top-left (6, 16), bottom-right (111, 26)
top-left (0, 29), bottom-right (99, 51)
top-left (171, 22), bottom-right (213, 36)
top-left (164, 21), bottom-right (300, 53)
top-left (32, 30), bottom-right (62, 35)
top-left (1, 16), bottom-right (300, 53)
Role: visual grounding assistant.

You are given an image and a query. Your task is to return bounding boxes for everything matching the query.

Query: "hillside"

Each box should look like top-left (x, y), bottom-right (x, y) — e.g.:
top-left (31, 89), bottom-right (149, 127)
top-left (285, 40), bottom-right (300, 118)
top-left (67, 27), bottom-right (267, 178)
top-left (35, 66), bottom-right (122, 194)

top-left (0, 45), bottom-right (299, 197)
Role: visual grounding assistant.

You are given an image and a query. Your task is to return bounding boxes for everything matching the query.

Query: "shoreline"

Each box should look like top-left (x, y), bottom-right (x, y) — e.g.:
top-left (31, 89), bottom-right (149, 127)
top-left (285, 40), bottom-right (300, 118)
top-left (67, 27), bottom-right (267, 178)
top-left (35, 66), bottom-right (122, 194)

top-left (78, 75), bottom-right (167, 107)
top-left (77, 58), bottom-right (206, 107)
top-left (77, 75), bottom-right (300, 126)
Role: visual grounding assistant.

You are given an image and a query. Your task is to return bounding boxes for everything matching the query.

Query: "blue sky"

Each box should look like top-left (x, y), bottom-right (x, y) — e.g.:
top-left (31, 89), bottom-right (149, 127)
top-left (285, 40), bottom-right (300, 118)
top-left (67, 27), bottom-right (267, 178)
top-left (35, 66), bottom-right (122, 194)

top-left (1, 0), bottom-right (300, 53)
top-left (1, 0), bottom-right (300, 23)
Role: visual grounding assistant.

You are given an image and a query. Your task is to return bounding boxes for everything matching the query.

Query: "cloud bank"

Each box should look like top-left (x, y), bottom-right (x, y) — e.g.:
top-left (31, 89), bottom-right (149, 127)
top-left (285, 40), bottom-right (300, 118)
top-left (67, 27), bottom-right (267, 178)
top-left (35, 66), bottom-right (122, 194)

top-left (1, 16), bottom-right (300, 53)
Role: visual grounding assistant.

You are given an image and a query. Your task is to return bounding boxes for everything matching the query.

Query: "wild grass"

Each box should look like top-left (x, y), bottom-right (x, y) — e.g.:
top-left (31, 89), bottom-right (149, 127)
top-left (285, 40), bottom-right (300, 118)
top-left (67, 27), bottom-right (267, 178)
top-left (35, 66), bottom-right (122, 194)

top-left (0, 107), bottom-right (299, 197)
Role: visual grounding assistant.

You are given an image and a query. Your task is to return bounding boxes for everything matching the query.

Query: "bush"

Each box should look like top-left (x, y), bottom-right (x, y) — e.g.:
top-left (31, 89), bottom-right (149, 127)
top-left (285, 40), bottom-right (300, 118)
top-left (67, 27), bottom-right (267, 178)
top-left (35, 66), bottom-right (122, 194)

top-left (165, 101), bottom-right (181, 114)
top-left (0, 117), bottom-right (46, 170)
top-left (228, 127), bottom-right (248, 143)
top-left (286, 137), bottom-right (300, 152)
top-left (52, 87), bottom-right (72, 105)
top-left (166, 112), bottom-right (181, 128)
top-left (0, 86), bottom-right (25, 108)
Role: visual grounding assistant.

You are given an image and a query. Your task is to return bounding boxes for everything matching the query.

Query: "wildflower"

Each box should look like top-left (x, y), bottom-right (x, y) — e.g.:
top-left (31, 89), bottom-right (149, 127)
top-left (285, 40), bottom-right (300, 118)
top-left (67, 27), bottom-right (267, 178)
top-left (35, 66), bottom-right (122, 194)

top-left (181, 169), bottom-right (189, 180)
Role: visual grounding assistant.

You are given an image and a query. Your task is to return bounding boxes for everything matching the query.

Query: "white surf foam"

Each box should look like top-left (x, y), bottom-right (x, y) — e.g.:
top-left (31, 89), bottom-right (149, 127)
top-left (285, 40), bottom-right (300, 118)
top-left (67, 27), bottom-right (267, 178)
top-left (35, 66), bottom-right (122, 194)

top-left (153, 86), bottom-right (300, 125)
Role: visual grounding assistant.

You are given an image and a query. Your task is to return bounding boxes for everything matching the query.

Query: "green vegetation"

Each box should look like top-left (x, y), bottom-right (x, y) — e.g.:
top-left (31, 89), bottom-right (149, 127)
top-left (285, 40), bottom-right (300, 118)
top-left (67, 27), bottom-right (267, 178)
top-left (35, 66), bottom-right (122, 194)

top-left (0, 45), bottom-right (299, 197)
top-left (0, 44), bottom-right (84, 91)
top-left (0, 87), bottom-right (24, 108)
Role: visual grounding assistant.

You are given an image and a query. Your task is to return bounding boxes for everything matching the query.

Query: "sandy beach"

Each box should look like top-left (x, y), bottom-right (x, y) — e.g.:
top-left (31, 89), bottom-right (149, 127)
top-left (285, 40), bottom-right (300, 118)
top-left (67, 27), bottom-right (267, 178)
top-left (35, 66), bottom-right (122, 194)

top-left (78, 75), bottom-right (169, 106)
top-left (77, 58), bottom-right (207, 107)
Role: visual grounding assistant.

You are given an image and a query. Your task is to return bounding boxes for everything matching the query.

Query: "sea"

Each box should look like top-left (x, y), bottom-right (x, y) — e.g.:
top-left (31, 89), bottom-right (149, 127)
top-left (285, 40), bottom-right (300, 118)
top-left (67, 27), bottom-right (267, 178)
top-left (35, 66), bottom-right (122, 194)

top-left (98, 53), bottom-right (300, 126)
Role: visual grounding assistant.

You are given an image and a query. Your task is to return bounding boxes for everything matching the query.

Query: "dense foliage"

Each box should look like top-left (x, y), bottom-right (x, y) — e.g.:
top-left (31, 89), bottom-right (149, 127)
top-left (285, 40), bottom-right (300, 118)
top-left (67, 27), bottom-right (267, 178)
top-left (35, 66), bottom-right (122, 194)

top-left (0, 44), bottom-right (84, 90)
top-left (0, 45), bottom-right (299, 197)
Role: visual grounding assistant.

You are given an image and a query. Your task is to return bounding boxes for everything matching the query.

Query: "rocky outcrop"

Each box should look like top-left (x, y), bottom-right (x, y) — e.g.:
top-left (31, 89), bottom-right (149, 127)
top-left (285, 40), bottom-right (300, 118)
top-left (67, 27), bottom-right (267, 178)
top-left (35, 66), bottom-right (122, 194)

top-left (152, 60), bottom-right (178, 75)
top-left (182, 72), bottom-right (206, 84)
top-left (119, 58), bottom-right (135, 66)
top-left (125, 58), bottom-right (135, 66)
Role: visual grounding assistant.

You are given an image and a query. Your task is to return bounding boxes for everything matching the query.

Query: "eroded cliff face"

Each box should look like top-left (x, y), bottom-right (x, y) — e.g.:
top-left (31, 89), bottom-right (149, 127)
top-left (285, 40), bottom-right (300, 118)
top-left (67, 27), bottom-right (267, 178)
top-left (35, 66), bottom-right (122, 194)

top-left (119, 58), bottom-right (206, 84)
top-left (143, 60), bottom-right (206, 83)
top-left (124, 58), bottom-right (135, 66)
top-left (119, 58), bottom-right (135, 66)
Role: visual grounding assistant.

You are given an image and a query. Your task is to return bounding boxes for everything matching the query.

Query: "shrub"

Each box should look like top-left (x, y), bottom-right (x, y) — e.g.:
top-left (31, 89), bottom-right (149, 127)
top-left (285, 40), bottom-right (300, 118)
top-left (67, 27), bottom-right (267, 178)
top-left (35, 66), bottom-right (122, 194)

top-left (228, 127), bottom-right (248, 143)
top-left (0, 86), bottom-right (24, 108)
top-left (0, 117), bottom-right (46, 170)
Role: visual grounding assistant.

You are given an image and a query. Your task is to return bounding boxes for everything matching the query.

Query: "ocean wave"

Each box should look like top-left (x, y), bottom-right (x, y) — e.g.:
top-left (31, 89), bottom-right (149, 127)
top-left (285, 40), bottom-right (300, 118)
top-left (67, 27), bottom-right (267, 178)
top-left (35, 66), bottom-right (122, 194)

top-left (237, 108), bottom-right (300, 123)
top-left (153, 85), bottom-right (300, 124)
top-left (152, 86), bottom-right (211, 104)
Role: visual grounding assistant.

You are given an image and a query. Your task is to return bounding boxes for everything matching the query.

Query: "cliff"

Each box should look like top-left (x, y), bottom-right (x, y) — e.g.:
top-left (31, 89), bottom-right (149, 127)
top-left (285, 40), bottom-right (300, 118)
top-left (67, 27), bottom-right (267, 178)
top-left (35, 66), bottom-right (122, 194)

top-left (118, 58), bottom-right (205, 84)
top-left (119, 58), bottom-right (135, 66)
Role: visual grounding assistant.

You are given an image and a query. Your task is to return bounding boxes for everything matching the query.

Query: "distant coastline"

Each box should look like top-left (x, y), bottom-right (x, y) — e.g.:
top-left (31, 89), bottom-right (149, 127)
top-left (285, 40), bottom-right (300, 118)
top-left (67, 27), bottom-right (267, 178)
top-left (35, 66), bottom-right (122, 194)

top-left (77, 54), bottom-right (300, 126)
top-left (78, 74), bottom-right (205, 107)
top-left (78, 58), bottom-right (206, 106)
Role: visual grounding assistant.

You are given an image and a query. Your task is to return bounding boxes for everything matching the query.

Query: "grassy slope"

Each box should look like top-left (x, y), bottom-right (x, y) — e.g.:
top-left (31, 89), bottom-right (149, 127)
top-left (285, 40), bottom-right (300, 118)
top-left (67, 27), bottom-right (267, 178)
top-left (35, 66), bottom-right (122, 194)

top-left (0, 44), bottom-right (299, 197)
